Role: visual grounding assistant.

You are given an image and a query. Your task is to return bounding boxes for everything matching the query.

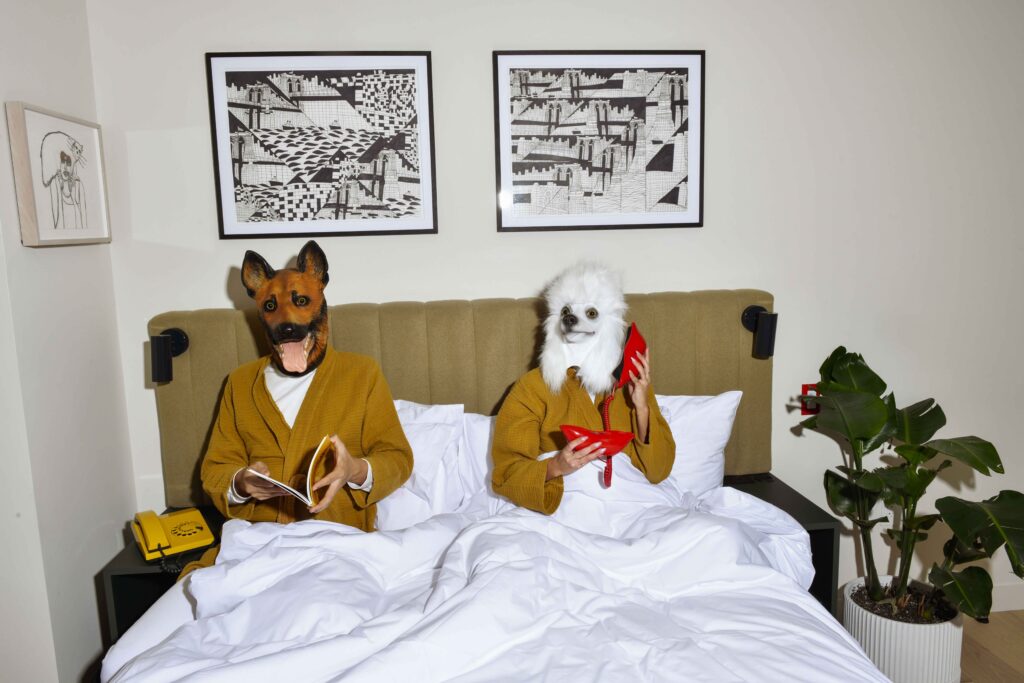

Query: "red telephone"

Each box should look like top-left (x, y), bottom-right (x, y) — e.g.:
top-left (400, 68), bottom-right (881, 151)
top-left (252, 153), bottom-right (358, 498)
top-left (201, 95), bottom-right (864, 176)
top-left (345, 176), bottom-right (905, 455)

top-left (613, 323), bottom-right (647, 389)
top-left (559, 425), bottom-right (634, 456)
top-left (562, 323), bottom-right (647, 487)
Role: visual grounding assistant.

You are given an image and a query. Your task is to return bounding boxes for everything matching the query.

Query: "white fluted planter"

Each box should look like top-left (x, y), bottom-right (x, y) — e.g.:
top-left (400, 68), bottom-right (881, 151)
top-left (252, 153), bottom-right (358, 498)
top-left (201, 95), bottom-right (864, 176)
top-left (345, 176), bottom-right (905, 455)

top-left (842, 576), bottom-right (963, 683)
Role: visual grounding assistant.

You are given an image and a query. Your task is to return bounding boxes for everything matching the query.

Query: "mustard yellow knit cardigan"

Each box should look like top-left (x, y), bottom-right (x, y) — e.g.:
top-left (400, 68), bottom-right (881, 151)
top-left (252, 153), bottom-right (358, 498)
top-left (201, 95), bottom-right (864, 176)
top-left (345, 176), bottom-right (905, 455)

top-left (491, 367), bottom-right (675, 514)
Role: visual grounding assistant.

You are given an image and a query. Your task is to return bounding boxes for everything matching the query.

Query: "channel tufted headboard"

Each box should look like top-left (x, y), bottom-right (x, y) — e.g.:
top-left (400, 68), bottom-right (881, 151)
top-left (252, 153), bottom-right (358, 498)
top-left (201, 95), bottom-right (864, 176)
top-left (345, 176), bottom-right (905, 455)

top-left (149, 290), bottom-right (774, 508)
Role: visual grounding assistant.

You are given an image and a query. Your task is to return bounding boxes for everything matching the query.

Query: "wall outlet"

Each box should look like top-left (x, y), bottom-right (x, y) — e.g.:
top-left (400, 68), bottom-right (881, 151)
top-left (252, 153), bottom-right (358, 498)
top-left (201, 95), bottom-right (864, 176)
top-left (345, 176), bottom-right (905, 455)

top-left (800, 383), bottom-right (820, 416)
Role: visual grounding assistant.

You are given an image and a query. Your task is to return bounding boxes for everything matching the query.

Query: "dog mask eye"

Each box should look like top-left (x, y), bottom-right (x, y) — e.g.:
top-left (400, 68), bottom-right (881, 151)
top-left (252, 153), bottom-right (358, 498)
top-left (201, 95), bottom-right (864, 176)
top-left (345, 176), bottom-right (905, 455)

top-left (293, 293), bottom-right (310, 307)
top-left (586, 308), bottom-right (598, 319)
top-left (263, 299), bottom-right (277, 312)
top-left (561, 306), bottom-right (571, 317)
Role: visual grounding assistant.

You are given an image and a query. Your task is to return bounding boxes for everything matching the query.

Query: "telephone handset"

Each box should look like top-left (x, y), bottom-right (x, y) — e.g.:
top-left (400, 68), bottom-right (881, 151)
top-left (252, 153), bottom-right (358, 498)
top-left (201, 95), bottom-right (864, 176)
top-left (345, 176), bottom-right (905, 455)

top-left (612, 323), bottom-right (648, 390)
top-left (131, 508), bottom-right (215, 563)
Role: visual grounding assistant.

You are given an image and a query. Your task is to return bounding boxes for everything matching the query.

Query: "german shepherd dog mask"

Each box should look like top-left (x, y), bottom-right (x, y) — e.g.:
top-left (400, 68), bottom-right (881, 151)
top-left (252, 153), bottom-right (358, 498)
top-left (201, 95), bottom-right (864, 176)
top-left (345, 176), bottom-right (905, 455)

top-left (242, 240), bottom-right (330, 376)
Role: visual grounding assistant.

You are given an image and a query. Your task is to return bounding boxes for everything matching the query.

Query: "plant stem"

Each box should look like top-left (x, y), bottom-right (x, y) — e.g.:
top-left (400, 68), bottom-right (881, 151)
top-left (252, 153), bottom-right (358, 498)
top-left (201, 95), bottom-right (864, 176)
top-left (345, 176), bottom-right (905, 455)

top-left (893, 498), bottom-right (918, 598)
top-left (860, 524), bottom-right (884, 600)
top-left (851, 440), bottom-right (883, 600)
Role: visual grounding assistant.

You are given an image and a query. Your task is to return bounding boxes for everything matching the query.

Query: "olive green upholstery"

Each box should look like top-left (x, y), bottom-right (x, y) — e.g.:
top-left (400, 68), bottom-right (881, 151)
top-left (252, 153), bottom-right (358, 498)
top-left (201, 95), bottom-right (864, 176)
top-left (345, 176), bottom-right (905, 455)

top-left (149, 290), bottom-right (774, 508)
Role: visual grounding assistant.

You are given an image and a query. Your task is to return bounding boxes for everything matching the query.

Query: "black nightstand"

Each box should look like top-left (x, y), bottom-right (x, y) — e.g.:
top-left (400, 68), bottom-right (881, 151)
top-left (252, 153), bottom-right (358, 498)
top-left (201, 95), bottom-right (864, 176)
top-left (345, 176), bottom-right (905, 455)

top-left (724, 473), bottom-right (841, 615)
top-left (99, 507), bottom-right (224, 645)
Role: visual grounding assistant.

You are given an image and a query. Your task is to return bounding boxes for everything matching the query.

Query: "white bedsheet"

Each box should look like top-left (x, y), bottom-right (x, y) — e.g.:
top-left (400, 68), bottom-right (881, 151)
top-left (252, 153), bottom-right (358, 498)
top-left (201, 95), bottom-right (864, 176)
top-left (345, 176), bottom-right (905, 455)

top-left (104, 476), bottom-right (885, 682)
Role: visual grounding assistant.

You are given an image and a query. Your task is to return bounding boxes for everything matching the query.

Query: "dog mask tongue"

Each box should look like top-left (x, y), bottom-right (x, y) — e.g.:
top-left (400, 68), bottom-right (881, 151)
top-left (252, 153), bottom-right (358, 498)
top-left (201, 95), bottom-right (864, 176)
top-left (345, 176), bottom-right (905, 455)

top-left (278, 341), bottom-right (308, 373)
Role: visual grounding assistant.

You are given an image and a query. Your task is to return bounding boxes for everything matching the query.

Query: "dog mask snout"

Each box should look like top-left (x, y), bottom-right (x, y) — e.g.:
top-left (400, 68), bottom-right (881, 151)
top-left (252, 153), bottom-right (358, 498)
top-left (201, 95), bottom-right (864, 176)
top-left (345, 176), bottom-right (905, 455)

top-left (273, 322), bottom-right (309, 343)
top-left (561, 312), bottom-right (579, 330)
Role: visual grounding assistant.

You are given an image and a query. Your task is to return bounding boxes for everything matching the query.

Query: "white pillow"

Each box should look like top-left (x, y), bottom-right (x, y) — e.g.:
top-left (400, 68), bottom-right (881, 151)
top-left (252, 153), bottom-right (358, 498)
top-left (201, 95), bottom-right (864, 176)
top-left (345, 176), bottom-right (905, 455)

top-left (656, 391), bottom-right (742, 497)
top-left (393, 399), bottom-right (463, 425)
top-left (455, 412), bottom-right (508, 513)
top-left (375, 401), bottom-right (466, 530)
top-left (458, 412), bottom-right (494, 496)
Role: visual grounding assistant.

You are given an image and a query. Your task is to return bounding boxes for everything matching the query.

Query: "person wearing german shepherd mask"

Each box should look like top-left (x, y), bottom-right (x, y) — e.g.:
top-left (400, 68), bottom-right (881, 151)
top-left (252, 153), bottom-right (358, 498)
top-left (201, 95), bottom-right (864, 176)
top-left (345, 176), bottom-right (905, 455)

top-left (184, 241), bottom-right (413, 575)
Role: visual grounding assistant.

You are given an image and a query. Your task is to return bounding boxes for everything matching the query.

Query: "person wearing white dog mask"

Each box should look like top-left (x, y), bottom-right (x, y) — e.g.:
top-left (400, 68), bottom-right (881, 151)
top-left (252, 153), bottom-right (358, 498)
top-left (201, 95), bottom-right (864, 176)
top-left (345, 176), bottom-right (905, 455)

top-left (491, 263), bottom-right (675, 514)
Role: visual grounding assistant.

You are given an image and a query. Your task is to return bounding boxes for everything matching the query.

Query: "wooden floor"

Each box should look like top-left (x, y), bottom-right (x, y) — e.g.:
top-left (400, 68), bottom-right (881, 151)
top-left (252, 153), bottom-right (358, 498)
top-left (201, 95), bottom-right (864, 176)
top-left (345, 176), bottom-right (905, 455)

top-left (960, 610), bottom-right (1024, 683)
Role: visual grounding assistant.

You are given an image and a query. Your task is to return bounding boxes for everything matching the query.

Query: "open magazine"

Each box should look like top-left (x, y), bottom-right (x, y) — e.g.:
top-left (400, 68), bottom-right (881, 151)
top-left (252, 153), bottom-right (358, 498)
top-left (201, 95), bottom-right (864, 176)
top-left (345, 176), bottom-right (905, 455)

top-left (246, 435), bottom-right (333, 507)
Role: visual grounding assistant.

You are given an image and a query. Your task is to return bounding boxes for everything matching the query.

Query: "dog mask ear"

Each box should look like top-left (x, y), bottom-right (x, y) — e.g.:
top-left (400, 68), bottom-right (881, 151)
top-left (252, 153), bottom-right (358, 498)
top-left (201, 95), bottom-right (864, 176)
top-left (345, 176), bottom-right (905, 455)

top-left (297, 240), bottom-right (329, 287)
top-left (241, 250), bottom-right (276, 298)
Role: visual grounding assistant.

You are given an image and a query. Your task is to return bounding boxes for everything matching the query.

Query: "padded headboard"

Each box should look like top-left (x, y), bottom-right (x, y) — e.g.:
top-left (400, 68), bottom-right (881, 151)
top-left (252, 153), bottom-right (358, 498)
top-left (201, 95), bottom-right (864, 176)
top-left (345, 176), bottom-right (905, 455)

top-left (149, 290), bottom-right (774, 508)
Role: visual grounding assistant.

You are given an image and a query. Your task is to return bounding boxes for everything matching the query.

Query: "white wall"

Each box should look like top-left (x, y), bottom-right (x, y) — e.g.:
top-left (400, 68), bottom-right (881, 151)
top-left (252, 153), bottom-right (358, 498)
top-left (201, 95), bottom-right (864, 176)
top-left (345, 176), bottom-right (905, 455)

top-left (0, 231), bottom-right (59, 682)
top-left (84, 0), bottom-right (1024, 609)
top-left (0, 0), bottom-right (137, 679)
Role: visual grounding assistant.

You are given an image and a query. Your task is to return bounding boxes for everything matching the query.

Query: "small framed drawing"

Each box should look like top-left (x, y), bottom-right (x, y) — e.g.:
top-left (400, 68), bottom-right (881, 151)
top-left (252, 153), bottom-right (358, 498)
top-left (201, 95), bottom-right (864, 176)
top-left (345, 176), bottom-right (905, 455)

top-left (5, 102), bottom-right (112, 247)
top-left (206, 51), bottom-right (437, 239)
top-left (493, 51), bottom-right (704, 232)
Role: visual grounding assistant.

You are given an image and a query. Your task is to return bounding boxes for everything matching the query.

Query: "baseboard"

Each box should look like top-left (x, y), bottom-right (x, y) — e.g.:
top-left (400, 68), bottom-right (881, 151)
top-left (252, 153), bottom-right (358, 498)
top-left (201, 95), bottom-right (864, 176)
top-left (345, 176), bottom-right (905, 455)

top-left (992, 582), bottom-right (1024, 612)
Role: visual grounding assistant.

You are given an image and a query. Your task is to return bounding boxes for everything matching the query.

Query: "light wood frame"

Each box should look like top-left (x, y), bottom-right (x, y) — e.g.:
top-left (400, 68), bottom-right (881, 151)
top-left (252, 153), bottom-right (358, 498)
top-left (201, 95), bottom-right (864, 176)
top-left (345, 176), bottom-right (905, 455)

top-left (5, 101), bottom-right (112, 247)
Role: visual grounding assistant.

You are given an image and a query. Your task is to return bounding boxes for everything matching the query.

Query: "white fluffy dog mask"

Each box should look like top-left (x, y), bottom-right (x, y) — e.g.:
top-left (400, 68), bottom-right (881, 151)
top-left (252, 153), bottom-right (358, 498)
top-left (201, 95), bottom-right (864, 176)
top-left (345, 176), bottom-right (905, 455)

top-left (540, 263), bottom-right (627, 395)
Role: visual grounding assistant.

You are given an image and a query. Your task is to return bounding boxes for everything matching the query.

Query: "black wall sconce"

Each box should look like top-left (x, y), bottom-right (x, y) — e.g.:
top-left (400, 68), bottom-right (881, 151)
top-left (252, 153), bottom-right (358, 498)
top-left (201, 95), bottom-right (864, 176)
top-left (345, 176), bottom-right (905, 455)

top-left (741, 305), bottom-right (778, 359)
top-left (150, 328), bottom-right (189, 383)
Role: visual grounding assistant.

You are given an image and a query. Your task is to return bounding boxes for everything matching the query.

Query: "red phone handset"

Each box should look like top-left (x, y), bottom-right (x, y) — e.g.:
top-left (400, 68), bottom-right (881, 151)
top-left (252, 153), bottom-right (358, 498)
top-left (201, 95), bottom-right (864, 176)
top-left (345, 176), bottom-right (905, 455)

top-left (613, 323), bottom-right (648, 390)
top-left (563, 324), bottom-right (647, 487)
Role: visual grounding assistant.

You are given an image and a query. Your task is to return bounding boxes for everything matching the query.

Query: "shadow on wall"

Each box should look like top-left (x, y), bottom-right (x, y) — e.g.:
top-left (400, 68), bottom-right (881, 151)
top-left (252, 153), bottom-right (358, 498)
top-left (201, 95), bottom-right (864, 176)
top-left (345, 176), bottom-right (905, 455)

top-left (227, 262), bottom-right (293, 358)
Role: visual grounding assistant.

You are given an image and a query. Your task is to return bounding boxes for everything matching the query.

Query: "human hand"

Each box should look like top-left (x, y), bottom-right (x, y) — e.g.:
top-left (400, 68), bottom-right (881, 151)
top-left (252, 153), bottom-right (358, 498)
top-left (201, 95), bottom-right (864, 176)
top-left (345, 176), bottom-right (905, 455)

top-left (628, 350), bottom-right (652, 442)
top-left (309, 436), bottom-right (367, 514)
top-left (546, 436), bottom-right (605, 481)
top-left (234, 461), bottom-right (288, 501)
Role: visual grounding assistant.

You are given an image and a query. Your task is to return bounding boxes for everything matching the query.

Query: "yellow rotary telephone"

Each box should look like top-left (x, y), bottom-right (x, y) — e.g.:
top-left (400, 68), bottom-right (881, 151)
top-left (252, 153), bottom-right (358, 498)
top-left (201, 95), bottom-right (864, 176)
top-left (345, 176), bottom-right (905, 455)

top-left (131, 508), bottom-right (215, 562)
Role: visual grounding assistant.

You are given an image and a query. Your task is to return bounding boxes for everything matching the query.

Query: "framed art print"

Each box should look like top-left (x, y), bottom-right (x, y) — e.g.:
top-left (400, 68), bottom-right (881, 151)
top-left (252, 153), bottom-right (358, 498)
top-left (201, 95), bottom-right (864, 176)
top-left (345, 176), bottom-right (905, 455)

top-left (5, 102), bottom-right (112, 247)
top-left (206, 51), bottom-right (437, 238)
top-left (493, 51), bottom-right (704, 232)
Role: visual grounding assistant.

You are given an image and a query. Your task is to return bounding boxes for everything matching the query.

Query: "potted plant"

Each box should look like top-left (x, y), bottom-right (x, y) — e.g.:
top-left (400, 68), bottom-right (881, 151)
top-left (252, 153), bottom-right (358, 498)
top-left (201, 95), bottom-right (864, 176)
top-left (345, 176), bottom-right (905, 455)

top-left (800, 347), bottom-right (1023, 683)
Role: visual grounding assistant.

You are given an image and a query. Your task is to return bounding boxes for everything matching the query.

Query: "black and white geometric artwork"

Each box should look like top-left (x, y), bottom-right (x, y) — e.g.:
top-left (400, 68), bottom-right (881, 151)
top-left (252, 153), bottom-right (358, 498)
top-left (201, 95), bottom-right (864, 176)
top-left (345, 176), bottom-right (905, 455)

top-left (493, 51), bottom-right (704, 232)
top-left (206, 52), bottom-right (437, 238)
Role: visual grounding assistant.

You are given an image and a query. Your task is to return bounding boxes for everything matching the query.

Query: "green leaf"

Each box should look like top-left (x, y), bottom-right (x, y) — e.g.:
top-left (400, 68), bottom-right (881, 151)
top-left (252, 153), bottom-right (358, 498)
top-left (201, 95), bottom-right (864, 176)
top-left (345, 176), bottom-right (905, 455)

top-left (824, 469), bottom-right (858, 518)
top-left (875, 466), bottom-right (908, 489)
top-left (874, 466), bottom-right (906, 505)
top-left (822, 349), bottom-right (887, 396)
top-left (927, 437), bottom-right (1003, 475)
top-left (893, 444), bottom-right (936, 467)
top-left (943, 537), bottom-right (989, 565)
top-left (895, 399), bottom-right (946, 445)
top-left (818, 346), bottom-right (848, 385)
top-left (813, 388), bottom-right (890, 443)
top-left (863, 393), bottom-right (899, 454)
top-left (908, 513), bottom-right (941, 531)
top-left (937, 491), bottom-right (1024, 577)
top-left (854, 471), bottom-right (885, 492)
top-left (904, 466), bottom-right (939, 500)
top-left (929, 564), bottom-right (993, 621)
top-left (824, 469), bottom-right (881, 524)
top-left (876, 463), bottom-right (938, 500)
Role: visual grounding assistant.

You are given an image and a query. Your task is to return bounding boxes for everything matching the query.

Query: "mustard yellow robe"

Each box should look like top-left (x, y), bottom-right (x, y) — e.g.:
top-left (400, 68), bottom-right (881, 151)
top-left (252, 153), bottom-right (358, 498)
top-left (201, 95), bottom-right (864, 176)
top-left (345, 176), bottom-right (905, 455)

top-left (491, 367), bottom-right (675, 514)
top-left (184, 347), bottom-right (412, 576)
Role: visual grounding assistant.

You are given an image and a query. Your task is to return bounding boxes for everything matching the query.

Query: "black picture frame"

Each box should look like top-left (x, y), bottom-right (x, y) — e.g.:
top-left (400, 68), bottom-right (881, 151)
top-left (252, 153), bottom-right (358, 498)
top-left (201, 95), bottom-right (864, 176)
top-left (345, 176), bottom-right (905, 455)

top-left (206, 51), bottom-right (438, 239)
top-left (493, 50), bottom-right (704, 232)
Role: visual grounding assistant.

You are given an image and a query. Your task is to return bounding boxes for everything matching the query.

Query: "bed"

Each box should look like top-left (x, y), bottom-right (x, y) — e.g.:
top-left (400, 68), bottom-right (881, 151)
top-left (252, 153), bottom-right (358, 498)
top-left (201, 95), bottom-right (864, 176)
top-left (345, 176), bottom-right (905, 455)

top-left (101, 290), bottom-right (886, 682)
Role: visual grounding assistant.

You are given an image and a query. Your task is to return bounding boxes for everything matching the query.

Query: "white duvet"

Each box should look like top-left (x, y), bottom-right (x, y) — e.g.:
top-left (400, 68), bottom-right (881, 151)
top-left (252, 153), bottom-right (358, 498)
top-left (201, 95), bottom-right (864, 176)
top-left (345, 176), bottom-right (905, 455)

top-left (105, 461), bottom-right (885, 682)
